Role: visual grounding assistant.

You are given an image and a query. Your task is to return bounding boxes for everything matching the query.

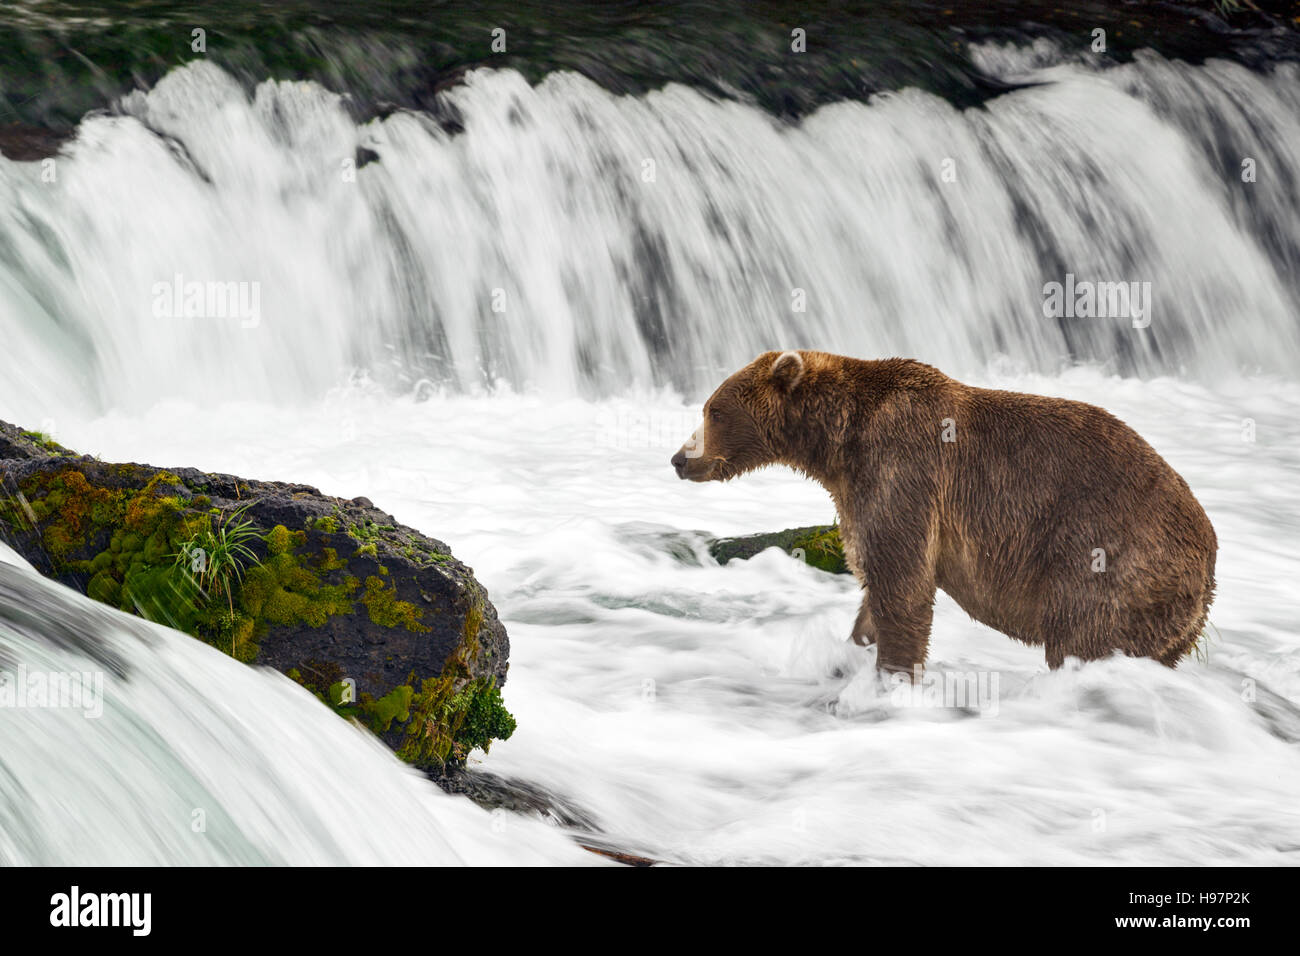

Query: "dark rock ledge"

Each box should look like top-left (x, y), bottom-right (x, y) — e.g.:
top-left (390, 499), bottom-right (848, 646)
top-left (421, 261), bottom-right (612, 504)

top-left (708, 523), bottom-right (849, 575)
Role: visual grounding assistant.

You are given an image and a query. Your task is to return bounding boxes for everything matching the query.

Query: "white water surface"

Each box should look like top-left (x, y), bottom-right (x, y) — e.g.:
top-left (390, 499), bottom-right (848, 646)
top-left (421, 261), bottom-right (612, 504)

top-left (48, 370), bottom-right (1300, 865)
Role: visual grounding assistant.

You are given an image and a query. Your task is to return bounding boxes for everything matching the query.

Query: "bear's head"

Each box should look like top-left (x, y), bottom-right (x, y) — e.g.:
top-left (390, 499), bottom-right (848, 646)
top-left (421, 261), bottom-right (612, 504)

top-left (670, 350), bottom-right (808, 482)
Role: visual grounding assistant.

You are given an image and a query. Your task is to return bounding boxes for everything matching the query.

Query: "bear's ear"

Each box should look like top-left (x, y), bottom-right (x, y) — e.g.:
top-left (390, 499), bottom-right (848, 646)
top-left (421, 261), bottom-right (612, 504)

top-left (770, 350), bottom-right (805, 393)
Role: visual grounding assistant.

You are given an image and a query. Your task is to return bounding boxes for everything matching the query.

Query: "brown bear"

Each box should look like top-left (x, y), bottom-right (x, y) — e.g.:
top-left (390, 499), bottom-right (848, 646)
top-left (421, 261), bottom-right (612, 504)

top-left (670, 350), bottom-right (1217, 674)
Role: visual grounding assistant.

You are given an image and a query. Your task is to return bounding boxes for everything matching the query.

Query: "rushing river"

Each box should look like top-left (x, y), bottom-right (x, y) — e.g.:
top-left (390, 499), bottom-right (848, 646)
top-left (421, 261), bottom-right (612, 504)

top-left (1, 5), bottom-right (1298, 864)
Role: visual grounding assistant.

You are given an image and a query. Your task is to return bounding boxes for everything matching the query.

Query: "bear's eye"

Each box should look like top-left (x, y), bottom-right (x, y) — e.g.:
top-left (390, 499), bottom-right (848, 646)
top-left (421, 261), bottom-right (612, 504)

top-left (707, 405), bottom-right (722, 422)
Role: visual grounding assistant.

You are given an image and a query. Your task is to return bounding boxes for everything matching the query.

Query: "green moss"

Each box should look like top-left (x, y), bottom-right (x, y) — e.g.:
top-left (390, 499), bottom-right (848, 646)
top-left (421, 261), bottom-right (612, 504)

top-left (462, 595), bottom-right (483, 644)
top-left (314, 547), bottom-right (347, 572)
top-left (709, 523), bottom-right (850, 574)
top-left (346, 517), bottom-right (402, 556)
top-left (20, 430), bottom-right (62, 451)
top-left (360, 684), bottom-right (414, 733)
top-left (452, 679), bottom-right (516, 754)
top-left (388, 586), bottom-right (512, 766)
top-left (229, 615), bottom-right (257, 662)
top-left (399, 541), bottom-right (454, 568)
top-left (264, 523), bottom-right (296, 556)
top-left (290, 665), bottom-right (508, 764)
top-left (310, 515), bottom-right (339, 533)
top-left (348, 519), bottom-right (380, 543)
top-left (87, 569), bottom-right (120, 605)
top-left (142, 527), bottom-right (171, 563)
top-left (361, 575), bottom-right (429, 632)
top-left (395, 675), bottom-right (514, 767)
top-left (20, 468), bottom-right (126, 560)
top-left (6, 468), bottom-right (361, 664)
top-left (790, 525), bottom-right (847, 574)
top-left (239, 526), bottom-right (359, 629)
top-left (122, 472), bottom-right (184, 532)
top-left (287, 659), bottom-right (343, 700)
top-left (0, 495), bottom-right (31, 532)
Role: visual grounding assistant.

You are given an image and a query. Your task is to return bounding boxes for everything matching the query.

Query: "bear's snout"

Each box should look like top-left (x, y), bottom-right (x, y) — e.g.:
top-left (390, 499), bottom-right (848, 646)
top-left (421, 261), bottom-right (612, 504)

top-left (670, 449), bottom-right (687, 479)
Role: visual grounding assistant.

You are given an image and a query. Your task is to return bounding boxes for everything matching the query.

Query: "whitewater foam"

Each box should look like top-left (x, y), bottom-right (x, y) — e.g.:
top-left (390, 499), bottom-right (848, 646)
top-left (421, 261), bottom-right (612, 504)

top-left (2, 52), bottom-right (1299, 423)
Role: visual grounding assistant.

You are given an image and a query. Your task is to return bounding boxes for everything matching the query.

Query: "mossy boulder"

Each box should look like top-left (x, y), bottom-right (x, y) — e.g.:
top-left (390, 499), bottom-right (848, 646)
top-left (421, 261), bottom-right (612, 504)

top-left (0, 419), bottom-right (513, 766)
top-left (709, 523), bottom-right (849, 575)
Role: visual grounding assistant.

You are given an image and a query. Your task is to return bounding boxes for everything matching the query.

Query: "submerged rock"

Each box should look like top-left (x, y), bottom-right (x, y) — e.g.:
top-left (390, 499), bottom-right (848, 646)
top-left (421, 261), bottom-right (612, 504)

top-left (709, 523), bottom-right (849, 575)
top-left (0, 122), bottom-right (72, 161)
top-left (0, 420), bottom-right (515, 766)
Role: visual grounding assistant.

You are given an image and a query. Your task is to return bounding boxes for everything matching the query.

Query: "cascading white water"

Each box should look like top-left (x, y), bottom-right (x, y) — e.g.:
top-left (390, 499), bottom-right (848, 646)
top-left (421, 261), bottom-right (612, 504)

top-left (42, 373), bottom-right (1299, 866)
top-left (2, 48), bottom-right (1298, 425)
top-left (0, 543), bottom-right (595, 865)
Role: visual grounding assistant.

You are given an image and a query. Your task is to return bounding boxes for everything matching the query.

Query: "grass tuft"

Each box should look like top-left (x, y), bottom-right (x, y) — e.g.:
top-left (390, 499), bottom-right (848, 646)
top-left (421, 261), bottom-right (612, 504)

top-left (171, 502), bottom-right (261, 613)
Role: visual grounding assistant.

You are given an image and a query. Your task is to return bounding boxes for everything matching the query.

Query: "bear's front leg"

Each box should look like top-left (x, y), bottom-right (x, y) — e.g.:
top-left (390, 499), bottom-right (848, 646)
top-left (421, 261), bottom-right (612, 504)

top-left (853, 517), bottom-right (938, 677)
top-left (851, 596), bottom-right (876, 646)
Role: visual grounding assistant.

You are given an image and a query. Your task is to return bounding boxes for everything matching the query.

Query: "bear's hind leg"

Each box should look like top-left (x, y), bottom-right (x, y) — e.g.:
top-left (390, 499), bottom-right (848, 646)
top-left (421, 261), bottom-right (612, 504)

top-left (1042, 600), bottom-right (1122, 670)
top-left (1155, 596), bottom-right (1210, 667)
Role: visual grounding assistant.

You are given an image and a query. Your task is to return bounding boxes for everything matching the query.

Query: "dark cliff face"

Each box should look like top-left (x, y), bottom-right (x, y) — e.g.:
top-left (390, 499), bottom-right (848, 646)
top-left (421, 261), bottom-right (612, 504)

top-left (0, 420), bottom-right (514, 766)
top-left (1, 0), bottom-right (1295, 155)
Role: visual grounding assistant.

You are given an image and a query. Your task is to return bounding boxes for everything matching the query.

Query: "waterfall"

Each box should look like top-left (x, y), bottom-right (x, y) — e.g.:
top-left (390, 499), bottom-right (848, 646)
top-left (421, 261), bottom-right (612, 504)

top-left (1, 49), bottom-right (1296, 423)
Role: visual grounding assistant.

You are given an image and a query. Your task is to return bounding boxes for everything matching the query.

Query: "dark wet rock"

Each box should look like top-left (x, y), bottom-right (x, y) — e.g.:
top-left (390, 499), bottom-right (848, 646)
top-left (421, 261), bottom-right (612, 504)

top-left (427, 765), bottom-right (661, 865)
top-left (709, 523), bottom-right (849, 575)
top-left (0, 123), bottom-right (71, 162)
top-left (427, 766), bottom-right (597, 829)
top-left (0, 419), bottom-right (514, 766)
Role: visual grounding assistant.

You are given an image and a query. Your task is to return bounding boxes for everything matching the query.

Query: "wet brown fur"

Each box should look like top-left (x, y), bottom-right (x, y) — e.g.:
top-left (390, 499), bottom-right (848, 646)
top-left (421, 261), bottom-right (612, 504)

top-left (671, 350), bottom-right (1217, 674)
